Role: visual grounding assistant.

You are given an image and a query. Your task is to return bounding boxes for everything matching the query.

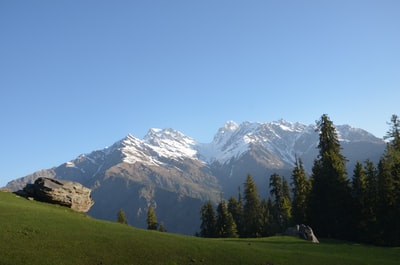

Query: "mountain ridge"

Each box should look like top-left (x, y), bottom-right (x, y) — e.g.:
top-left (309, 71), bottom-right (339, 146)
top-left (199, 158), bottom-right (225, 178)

top-left (48, 120), bottom-right (382, 172)
top-left (5, 119), bottom-right (386, 235)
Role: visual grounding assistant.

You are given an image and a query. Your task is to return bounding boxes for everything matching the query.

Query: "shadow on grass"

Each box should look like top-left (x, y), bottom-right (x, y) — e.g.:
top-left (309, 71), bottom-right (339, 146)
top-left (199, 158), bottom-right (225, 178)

top-left (222, 236), bottom-right (313, 245)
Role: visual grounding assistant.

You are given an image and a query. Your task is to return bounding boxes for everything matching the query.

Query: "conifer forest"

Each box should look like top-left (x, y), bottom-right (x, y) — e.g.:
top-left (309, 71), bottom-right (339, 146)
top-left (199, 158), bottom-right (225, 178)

top-left (200, 114), bottom-right (400, 246)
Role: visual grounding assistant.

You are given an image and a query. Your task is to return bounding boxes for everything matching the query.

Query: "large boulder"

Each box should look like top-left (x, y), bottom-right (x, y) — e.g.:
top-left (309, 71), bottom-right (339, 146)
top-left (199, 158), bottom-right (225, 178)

top-left (21, 177), bottom-right (94, 212)
top-left (284, 224), bottom-right (319, 243)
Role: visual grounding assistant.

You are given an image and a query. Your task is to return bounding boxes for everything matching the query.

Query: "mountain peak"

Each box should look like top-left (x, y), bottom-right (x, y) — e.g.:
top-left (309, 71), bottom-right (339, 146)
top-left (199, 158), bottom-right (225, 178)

top-left (211, 121), bottom-right (239, 147)
top-left (336, 125), bottom-right (381, 143)
top-left (223, 120), bottom-right (239, 131)
top-left (270, 119), bottom-right (308, 132)
top-left (144, 128), bottom-right (194, 144)
top-left (141, 128), bottom-right (197, 161)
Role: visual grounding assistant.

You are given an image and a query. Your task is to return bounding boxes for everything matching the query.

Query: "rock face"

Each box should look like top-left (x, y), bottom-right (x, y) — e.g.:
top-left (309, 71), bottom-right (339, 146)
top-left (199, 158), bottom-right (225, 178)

top-left (21, 177), bottom-right (94, 212)
top-left (285, 224), bottom-right (319, 243)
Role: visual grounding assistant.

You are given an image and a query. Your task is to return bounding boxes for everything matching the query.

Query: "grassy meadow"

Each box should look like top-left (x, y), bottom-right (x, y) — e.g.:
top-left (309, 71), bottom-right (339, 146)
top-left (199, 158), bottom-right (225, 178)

top-left (0, 191), bottom-right (399, 265)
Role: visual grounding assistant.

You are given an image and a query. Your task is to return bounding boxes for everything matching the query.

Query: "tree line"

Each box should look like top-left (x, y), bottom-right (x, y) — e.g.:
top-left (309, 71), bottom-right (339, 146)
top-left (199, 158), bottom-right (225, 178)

top-left (200, 114), bottom-right (400, 246)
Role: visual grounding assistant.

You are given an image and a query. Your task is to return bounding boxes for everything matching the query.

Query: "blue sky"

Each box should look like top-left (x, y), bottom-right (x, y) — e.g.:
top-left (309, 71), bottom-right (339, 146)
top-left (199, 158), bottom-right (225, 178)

top-left (1, 0), bottom-right (399, 187)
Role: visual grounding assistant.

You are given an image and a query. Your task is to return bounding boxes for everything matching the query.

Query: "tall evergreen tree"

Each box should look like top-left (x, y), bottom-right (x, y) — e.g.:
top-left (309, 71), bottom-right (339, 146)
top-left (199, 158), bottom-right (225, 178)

top-left (384, 116), bottom-right (400, 206)
top-left (216, 200), bottom-right (238, 238)
top-left (117, 208), bottom-right (128, 224)
top-left (376, 114), bottom-right (400, 245)
top-left (147, 206), bottom-right (158, 230)
top-left (291, 157), bottom-right (311, 224)
top-left (242, 174), bottom-right (262, 237)
top-left (269, 173), bottom-right (292, 233)
top-left (384, 114), bottom-right (400, 150)
top-left (227, 190), bottom-right (243, 236)
top-left (377, 155), bottom-right (397, 245)
top-left (351, 161), bottom-right (368, 242)
top-left (200, 200), bottom-right (217, 238)
top-left (308, 114), bottom-right (352, 239)
top-left (282, 178), bottom-right (291, 203)
top-left (260, 198), bottom-right (273, 236)
top-left (281, 177), bottom-right (292, 227)
top-left (362, 159), bottom-right (378, 243)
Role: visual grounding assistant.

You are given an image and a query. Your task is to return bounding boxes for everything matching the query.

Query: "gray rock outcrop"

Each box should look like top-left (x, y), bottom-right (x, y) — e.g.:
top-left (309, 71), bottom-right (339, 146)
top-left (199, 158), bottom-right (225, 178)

top-left (284, 224), bottom-right (319, 243)
top-left (20, 177), bottom-right (94, 212)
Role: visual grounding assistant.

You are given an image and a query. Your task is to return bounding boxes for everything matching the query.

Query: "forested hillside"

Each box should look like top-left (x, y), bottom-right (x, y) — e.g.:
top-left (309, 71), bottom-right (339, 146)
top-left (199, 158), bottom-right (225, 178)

top-left (200, 114), bottom-right (400, 246)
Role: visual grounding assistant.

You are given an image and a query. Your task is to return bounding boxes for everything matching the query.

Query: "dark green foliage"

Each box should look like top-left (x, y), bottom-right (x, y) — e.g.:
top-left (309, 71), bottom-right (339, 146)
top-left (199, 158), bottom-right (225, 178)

top-left (227, 192), bottom-right (243, 236)
top-left (375, 114), bottom-right (400, 246)
top-left (351, 161), bottom-right (368, 241)
top-left (281, 178), bottom-right (292, 226)
top-left (376, 158), bottom-right (397, 245)
top-left (316, 114), bottom-right (344, 158)
top-left (216, 200), bottom-right (238, 238)
top-left (384, 114), bottom-right (400, 149)
top-left (282, 178), bottom-right (291, 203)
top-left (200, 200), bottom-right (217, 237)
top-left (147, 206), bottom-right (158, 230)
top-left (158, 221), bottom-right (166, 232)
top-left (364, 159), bottom-right (378, 242)
top-left (269, 173), bottom-right (292, 233)
top-left (117, 208), bottom-right (128, 224)
top-left (352, 162), bottom-right (367, 205)
top-left (291, 157), bottom-right (311, 224)
top-left (260, 198), bottom-right (273, 236)
top-left (242, 174), bottom-right (263, 237)
top-left (196, 114), bottom-right (400, 246)
top-left (308, 114), bottom-right (353, 239)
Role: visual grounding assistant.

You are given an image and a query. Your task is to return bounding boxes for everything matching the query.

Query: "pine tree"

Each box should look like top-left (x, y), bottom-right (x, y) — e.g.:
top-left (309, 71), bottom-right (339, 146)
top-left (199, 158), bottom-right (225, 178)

top-left (147, 206), bottom-right (158, 230)
top-left (242, 174), bottom-right (262, 237)
top-left (269, 173), bottom-right (292, 233)
top-left (384, 114), bottom-right (400, 150)
top-left (117, 208), bottom-right (128, 224)
top-left (376, 157), bottom-right (396, 245)
top-left (291, 157), bottom-right (311, 224)
top-left (216, 200), bottom-right (238, 238)
top-left (227, 191), bottom-right (243, 236)
top-left (158, 221), bottom-right (166, 232)
top-left (376, 114), bottom-right (400, 245)
top-left (260, 198), bottom-right (273, 236)
top-left (281, 177), bottom-right (292, 227)
top-left (200, 200), bottom-right (217, 238)
top-left (364, 159), bottom-right (378, 243)
top-left (308, 114), bottom-right (352, 239)
top-left (351, 161), bottom-right (368, 242)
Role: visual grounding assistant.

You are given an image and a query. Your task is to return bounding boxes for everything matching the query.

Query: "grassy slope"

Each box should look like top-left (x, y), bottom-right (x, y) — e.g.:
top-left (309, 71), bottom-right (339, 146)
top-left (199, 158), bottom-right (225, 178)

top-left (0, 192), bottom-right (399, 265)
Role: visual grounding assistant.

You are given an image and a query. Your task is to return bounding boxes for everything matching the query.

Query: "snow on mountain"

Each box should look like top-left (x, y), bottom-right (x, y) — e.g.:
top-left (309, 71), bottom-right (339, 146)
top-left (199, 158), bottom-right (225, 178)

top-left (143, 128), bottom-right (198, 159)
top-left (118, 128), bottom-right (198, 167)
top-left (197, 120), bottom-right (311, 165)
top-left (336, 125), bottom-right (381, 143)
top-left (211, 120), bottom-right (239, 147)
top-left (194, 120), bottom-right (384, 167)
top-left (120, 133), bottom-right (161, 166)
top-left (63, 120), bottom-right (383, 174)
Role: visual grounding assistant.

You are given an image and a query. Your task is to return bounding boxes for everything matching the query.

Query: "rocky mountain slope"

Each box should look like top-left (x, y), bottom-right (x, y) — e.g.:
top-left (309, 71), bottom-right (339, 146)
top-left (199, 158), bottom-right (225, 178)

top-left (5, 120), bottom-right (385, 235)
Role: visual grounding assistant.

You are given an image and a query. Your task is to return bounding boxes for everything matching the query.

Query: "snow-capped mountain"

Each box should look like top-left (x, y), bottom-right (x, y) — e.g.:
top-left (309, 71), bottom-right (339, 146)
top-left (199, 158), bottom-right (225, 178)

top-left (5, 120), bottom-right (385, 235)
top-left (122, 128), bottom-right (198, 166)
top-left (198, 120), bottom-right (381, 167)
top-left (199, 120), bottom-right (310, 165)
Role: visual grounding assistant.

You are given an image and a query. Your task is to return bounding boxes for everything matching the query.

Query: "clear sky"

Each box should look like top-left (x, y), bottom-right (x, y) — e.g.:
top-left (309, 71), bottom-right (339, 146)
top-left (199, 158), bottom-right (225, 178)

top-left (1, 0), bottom-right (399, 187)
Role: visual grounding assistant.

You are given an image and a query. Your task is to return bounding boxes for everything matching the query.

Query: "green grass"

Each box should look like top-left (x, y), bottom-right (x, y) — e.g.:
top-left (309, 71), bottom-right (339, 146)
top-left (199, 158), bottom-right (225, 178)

top-left (0, 191), bottom-right (399, 265)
